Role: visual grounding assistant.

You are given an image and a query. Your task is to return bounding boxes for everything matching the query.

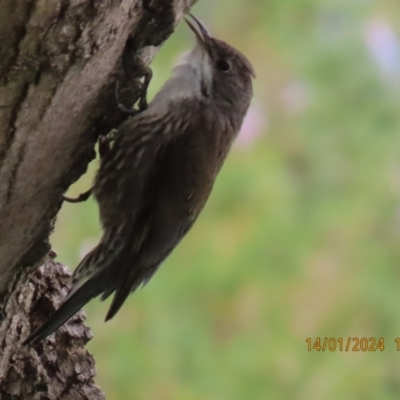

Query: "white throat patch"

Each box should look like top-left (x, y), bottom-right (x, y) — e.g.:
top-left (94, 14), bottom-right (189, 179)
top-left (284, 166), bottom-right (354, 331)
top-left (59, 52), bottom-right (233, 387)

top-left (150, 44), bottom-right (213, 108)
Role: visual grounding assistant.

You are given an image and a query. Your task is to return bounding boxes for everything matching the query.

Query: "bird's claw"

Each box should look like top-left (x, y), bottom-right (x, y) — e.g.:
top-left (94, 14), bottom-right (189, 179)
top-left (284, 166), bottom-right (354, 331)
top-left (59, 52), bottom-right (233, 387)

top-left (116, 64), bottom-right (153, 114)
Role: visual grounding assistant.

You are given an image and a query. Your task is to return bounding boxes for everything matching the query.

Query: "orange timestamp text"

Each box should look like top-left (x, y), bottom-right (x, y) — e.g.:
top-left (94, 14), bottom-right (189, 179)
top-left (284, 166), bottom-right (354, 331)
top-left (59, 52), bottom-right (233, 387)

top-left (306, 337), bottom-right (385, 352)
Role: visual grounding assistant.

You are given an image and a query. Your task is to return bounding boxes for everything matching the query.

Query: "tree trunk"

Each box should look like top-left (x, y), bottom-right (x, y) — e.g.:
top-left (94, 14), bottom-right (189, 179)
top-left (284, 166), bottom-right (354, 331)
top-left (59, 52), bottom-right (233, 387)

top-left (0, 0), bottom-right (196, 398)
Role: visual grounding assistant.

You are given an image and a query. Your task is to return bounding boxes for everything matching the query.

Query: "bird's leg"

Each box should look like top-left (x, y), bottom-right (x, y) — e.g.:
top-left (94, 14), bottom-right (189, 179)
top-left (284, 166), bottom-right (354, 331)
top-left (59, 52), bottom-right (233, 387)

top-left (98, 133), bottom-right (113, 157)
top-left (138, 65), bottom-right (153, 111)
top-left (115, 81), bottom-right (137, 115)
top-left (64, 64), bottom-right (153, 204)
top-left (63, 188), bottom-right (93, 203)
top-left (63, 134), bottom-right (114, 203)
top-left (116, 64), bottom-right (153, 115)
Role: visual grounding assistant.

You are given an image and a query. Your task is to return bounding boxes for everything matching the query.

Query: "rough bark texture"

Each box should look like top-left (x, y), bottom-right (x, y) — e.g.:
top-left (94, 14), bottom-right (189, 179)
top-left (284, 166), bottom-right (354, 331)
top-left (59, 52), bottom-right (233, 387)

top-left (0, 0), bottom-right (197, 398)
top-left (0, 257), bottom-right (103, 399)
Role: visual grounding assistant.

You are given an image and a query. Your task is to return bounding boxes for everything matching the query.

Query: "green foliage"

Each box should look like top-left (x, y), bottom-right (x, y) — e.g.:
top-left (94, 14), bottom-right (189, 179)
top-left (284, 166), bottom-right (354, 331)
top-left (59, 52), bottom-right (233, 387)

top-left (52, 1), bottom-right (400, 398)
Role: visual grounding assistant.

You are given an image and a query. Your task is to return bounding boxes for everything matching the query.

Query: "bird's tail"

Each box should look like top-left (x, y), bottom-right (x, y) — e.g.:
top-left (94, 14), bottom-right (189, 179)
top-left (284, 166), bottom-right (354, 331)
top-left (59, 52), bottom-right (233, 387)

top-left (23, 224), bottom-right (154, 344)
top-left (23, 275), bottom-right (105, 344)
top-left (23, 236), bottom-right (123, 345)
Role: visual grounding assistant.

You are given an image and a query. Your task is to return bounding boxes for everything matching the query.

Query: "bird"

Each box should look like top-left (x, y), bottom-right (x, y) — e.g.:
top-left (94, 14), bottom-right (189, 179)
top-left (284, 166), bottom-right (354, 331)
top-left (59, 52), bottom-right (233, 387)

top-left (24, 14), bottom-right (255, 344)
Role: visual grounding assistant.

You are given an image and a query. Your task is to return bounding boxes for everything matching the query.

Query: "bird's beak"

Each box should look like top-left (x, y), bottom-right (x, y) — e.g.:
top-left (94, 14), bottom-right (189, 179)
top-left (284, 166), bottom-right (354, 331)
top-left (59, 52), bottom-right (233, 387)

top-left (185, 14), bottom-right (212, 55)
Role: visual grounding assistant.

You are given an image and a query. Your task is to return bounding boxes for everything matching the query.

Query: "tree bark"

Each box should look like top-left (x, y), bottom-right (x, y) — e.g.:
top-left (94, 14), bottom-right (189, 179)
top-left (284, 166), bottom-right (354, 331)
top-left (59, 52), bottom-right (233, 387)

top-left (0, 0), bottom-right (197, 398)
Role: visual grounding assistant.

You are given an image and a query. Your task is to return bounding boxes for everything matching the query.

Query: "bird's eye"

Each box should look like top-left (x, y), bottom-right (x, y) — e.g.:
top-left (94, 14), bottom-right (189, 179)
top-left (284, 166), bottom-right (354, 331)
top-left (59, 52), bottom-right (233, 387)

top-left (216, 59), bottom-right (231, 72)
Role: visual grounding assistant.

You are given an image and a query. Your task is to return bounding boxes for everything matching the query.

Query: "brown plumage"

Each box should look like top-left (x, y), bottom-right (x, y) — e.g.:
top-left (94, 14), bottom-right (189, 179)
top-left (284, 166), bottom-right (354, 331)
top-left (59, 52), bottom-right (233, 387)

top-left (24, 14), bottom-right (255, 344)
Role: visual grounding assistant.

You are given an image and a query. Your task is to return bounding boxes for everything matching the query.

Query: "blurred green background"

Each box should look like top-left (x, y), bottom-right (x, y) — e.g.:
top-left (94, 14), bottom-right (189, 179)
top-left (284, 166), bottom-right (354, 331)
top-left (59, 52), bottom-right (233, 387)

top-left (52, 0), bottom-right (400, 399)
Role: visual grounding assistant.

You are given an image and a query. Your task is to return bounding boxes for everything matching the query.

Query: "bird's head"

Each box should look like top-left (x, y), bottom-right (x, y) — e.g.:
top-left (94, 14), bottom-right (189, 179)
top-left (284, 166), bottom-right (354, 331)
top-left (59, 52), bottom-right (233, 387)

top-left (184, 14), bottom-right (255, 114)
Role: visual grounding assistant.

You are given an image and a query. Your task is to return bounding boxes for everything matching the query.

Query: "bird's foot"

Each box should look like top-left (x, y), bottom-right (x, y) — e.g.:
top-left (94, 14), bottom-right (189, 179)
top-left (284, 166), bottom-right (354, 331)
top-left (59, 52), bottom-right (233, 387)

top-left (116, 64), bottom-right (153, 115)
